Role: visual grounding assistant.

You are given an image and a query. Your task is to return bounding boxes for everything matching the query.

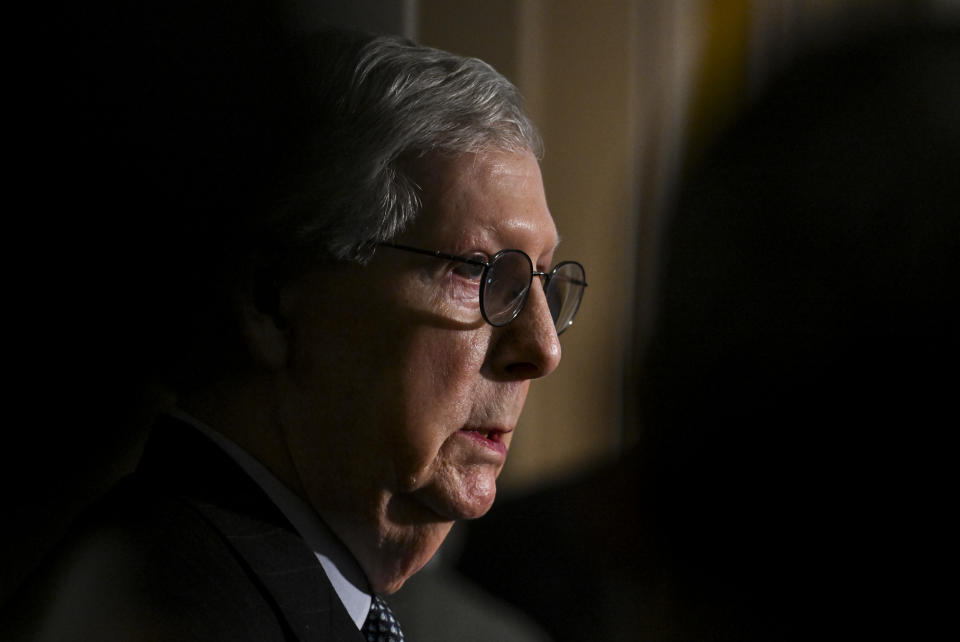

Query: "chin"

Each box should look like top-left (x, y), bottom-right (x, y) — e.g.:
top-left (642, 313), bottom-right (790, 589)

top-left (452, 491), bottom-right (497, 520)
top-left (414, 475), bottom-right (499, 521)
top-left (458, 471), bottom-right (501, 518)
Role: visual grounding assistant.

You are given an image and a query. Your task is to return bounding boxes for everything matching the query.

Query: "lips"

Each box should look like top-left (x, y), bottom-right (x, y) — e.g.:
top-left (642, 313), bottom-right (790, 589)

top-left (458, 426), bottom-right (512, 456)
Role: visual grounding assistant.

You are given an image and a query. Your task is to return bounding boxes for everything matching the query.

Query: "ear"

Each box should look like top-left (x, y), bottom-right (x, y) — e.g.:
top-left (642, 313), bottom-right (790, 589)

top-left (235, 277), bottom-right (289, 371)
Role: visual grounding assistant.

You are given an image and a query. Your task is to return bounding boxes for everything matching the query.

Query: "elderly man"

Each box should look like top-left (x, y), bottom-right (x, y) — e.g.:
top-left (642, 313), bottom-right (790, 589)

top-left (4, 28), bottom-right (585, 642)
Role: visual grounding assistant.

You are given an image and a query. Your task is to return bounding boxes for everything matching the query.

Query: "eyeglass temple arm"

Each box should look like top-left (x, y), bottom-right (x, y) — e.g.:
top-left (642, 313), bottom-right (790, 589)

top-left (377, 242), bottom-right (488, 267)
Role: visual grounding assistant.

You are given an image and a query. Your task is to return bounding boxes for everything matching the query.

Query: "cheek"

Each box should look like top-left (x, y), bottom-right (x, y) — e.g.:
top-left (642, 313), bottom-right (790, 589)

top-left (390, 331), bottom-right (489, 487)
top-left (280, 298), bottom-right (406, 503)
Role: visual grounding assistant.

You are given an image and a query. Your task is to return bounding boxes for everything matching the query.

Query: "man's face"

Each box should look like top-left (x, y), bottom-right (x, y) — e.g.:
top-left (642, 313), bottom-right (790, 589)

top-left (275, 149), bottom-right (561, 590)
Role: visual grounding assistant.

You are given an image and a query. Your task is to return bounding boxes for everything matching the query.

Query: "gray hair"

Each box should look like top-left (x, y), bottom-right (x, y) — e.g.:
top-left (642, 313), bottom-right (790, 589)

top-left (261, 32), bottom-right (543, 271)
top-left (156, 30), bottom-right (542, 388)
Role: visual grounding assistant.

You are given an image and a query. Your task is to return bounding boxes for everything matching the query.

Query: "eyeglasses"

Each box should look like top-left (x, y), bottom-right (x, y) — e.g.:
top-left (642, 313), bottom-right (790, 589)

top-left (378, 243), bottom-right (587, 334)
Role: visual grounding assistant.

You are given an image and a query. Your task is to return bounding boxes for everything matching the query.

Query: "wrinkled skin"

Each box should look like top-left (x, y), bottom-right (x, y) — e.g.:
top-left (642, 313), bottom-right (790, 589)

top-left (272, 149), bottom-right (562, 593)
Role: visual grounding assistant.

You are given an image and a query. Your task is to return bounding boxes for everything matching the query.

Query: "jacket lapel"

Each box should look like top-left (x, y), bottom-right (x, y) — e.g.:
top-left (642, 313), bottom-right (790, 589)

top-left (138, 416), bottom-right (364, 642)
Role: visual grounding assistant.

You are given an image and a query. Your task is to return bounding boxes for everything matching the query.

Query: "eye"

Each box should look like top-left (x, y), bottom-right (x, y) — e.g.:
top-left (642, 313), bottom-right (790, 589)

top-left (451, 257), bottom-right (486, 282)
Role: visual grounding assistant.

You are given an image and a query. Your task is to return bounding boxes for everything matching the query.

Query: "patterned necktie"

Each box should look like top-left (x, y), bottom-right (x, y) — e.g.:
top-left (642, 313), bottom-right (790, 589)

top-left (362, 594), bottom-right (405, 642)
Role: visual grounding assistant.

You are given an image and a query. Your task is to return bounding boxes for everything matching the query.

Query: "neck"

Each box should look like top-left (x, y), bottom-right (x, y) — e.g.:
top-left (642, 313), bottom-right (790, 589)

top-left (330, 503), bottom-right (454, 594)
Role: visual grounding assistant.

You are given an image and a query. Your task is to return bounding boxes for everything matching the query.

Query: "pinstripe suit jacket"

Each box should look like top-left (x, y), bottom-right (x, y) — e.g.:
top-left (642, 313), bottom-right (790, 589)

top-left (3, 416), bottom-right (363, 641)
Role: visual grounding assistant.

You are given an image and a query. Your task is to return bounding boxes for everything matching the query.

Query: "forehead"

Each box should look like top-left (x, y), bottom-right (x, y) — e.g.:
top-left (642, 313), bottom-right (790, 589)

top-left (406, 149), bottom-right (559, 257)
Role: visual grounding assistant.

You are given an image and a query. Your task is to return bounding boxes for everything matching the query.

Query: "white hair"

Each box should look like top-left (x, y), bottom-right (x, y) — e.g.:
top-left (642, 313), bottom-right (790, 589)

top-left (259, 32), bottom-right (542, 270)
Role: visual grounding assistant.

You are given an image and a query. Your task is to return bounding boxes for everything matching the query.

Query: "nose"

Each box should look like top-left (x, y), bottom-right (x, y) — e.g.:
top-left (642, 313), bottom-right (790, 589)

top-left (489, 280), bottom-right (562, 380)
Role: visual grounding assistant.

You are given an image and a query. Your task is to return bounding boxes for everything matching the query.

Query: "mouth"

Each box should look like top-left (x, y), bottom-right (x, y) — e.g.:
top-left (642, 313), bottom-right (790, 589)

top-left (458, 426), bottom-right (512, 457)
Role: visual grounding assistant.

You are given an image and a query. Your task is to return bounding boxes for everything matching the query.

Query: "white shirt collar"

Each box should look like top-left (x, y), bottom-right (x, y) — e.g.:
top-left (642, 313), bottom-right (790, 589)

top-left (167, 408), bottom-right (372, 630)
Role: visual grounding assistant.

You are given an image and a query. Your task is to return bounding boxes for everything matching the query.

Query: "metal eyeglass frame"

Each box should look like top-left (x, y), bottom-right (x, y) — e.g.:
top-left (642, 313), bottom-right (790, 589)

top-left (377, 242), bottom-right (587, 333)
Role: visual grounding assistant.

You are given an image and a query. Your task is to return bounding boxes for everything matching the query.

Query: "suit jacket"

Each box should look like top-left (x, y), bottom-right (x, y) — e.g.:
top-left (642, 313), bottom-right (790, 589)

top-left (2, 416), bottom-right (363, 641)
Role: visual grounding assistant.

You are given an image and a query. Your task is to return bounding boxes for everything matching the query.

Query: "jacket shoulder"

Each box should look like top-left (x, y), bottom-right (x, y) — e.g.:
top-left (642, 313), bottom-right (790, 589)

top-left (2, 477), bottom-right (288, 642)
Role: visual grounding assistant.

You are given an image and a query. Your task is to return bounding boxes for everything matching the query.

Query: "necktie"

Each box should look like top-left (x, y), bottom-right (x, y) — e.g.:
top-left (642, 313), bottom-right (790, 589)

top-left (362, 594), bottom-right (405, 642)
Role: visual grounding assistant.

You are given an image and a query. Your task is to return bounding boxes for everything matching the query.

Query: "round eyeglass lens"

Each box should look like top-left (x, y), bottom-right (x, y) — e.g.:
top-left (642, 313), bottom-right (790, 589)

top-left (482, 250), bottom-right (533, 326)
top-left (545, 261), bottom-right (586, 334)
